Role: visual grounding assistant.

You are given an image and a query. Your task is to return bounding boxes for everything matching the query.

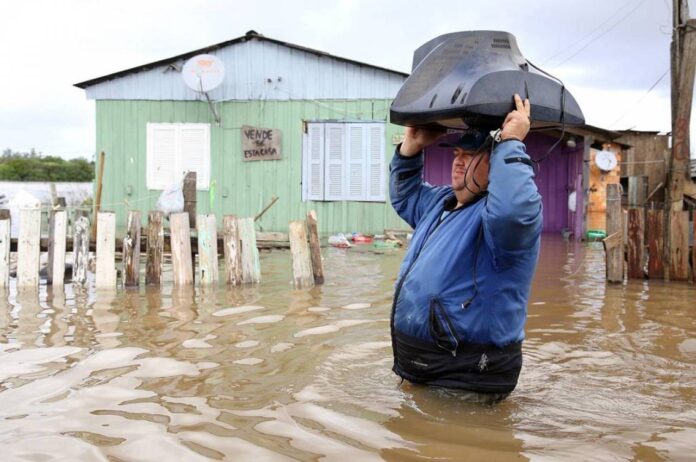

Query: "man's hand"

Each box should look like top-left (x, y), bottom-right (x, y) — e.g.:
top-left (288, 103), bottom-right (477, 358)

top-left (399, 126), bottom-right (446, 157)
top-left (500, 94), bottom-right (531, 142)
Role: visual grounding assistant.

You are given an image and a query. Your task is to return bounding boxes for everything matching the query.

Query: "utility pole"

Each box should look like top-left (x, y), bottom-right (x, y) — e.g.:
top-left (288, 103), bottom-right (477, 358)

top-left (664, 0), bottom-right (695, 280)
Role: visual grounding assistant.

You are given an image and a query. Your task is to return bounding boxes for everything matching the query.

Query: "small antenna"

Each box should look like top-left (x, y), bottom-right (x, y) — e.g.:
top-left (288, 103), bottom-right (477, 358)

top-left (182, 54), bottom-right (225, 125)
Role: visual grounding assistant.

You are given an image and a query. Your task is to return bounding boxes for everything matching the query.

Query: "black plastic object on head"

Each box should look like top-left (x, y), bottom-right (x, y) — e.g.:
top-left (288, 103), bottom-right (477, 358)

top-left (390, 31), bottom-right (585, 130)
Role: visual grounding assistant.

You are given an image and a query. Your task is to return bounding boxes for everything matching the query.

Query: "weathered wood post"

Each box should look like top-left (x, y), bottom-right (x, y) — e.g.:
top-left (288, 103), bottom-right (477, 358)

top-left (693, 210), bottom-right (696, 283)
top-left (91, 151), bottom-right (106, 240)
top-left (72, 214), bottom-right (90, 287)
top-left (47, 209), bottom-right (67, 287)
top-left (0, 215), bottom-right (9, 289)
top-left (628, 176), bottom-right (648, 208)
top-left (96, 212), bottom-right (116, 289)
top-left (123, 210), bottom-right (141, 287)
top-left (288, 220), bottom-right (314, 289)
top-left (238, 217), bottom-right (260, 284)
top-left (306, 210), bottom-right (324, 285)
top-left (183, 172), bottom-right (197, 229)
top-left (196, 214), bottom-right (219, 285)
top-left (669, 211), bottom-right (689, 281)
top-left (146, 211), bottom-right (164, 286)
top-left (170, 212), bottom-right (193, 286)
top-left (627, 208), bottom-right (645, 279)
top-left (646, 209), bottom-right (665, 279)
top-left (223, 215), bottom-right (242, 285)
top-left (605, 184), bottom-right (623, 282)
top-left (17, 208), bottom-right (42, 289)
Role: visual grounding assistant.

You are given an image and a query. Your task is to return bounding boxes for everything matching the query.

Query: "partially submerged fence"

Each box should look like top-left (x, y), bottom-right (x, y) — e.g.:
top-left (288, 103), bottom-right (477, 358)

top-left (0, 208), bottom-right (324, 292)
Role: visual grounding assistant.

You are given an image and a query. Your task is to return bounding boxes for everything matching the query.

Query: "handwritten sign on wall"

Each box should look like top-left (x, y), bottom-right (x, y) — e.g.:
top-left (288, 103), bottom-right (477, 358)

top-left (241, 125), bottom-right (282, 161)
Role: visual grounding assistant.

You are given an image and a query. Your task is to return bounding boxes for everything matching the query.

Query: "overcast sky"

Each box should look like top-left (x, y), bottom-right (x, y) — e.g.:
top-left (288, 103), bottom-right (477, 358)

top-left (0, 0), bottom-right (693, 159)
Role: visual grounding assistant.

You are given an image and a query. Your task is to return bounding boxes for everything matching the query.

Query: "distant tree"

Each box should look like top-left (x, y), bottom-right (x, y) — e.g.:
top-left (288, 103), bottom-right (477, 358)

top-left (0, 149), bottom-right (94, 182)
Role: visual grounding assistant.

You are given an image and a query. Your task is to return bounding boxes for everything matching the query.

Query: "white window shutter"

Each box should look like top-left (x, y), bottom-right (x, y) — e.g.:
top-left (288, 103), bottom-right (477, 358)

top-left (346, 124), bottom-right (366, 201)
top-left (324, 123), bottom-right (346, 201)
top-left (367, 124), bottom-right (386, 201)
top-left (147, 124), bottom-right (178, 190)
top-left (179, 124), bottom-right (210, 189)
top-left (306, 123), bottom-right (325, 201)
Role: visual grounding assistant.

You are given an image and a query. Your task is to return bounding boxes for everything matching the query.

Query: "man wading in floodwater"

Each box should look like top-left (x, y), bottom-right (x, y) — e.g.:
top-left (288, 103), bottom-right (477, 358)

top-left (389, 94), bottom-right (541, 403)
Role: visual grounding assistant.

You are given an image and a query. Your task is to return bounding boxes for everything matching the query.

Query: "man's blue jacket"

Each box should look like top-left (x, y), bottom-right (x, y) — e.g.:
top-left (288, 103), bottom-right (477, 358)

top-left (389, 139), bottom-right (542, 393)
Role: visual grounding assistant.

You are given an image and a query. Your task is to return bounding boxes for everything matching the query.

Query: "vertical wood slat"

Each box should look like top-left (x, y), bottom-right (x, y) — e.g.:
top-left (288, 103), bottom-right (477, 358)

top-left (0, 217), bottom-right (9, 289)
top-left (146, 211), bottom-right (164, 286)
top-left (646, 209), bottom-right (665, 279)
top-left (223, 215), bottom-right (242, 285)
top-left (606, 184), bottom-right (624, 283)
top-left (123, 211), bottom-right (141, 287)
top-left (96, 212), bottom-right (116, 289)
top-left (72, 215), bottom-right (90, 287)
top-left (306, 210), bottom-right (324, 285)
top-left (47, 210), bottom-right (67, 287)
top-left (170, 212), bottom-right (193, 286)
top-left (693, 210), bottom-right (696, 283)
top-left (289, 220), bottom-right (314, 289)
top-left (627, 208), bottom-right (645, 279)
top-left (238, 217), bottom-right (260, 284)
top-left (17, 208), bottom-right (42, 288)
top-left (628, 176), bottom-right (648, 207)
top-left (669, 210), bottom-right (689, 281)
top-left (183, 171), bottom-right (197, 229)
top-left (196, 214), bottom-right (219, 285)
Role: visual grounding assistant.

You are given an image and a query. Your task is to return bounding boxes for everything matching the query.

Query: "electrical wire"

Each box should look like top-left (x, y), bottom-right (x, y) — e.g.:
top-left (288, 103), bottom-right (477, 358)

top-left (608, 67), bottom-right (669, 128)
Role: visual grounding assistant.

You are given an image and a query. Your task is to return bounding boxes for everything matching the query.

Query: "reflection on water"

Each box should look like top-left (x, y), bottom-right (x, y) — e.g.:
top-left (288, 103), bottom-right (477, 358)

top-left (0, 237), bottom-right (694, 461)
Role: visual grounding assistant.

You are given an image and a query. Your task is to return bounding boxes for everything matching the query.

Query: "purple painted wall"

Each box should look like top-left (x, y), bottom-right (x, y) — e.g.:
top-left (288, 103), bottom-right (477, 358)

top-left (424, 133), bottom-right (584, 237)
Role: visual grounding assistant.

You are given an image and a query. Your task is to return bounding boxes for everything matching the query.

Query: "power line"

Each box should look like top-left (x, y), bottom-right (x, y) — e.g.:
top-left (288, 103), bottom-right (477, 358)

top-left (608, 67), bottom-right (669, 128)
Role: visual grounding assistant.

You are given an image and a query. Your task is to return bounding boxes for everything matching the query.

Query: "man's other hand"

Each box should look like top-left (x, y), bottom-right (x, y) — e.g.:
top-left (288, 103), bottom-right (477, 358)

top-left (500, 94), bottom-right (531, 142)
top-left (399, 126), bottom-right (446, 157)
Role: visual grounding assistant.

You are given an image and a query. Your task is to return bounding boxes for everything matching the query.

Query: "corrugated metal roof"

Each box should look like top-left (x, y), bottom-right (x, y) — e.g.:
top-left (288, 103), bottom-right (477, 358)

top-left (74, 30), bottom-right (408, 89)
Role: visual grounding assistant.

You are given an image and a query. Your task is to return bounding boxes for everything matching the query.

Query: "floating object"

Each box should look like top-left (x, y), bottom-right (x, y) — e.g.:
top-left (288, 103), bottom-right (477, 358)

top-left (328, 233), bottom-right (352, 248)
top-left (390, 31), bottom-right (585, 130)
top-left (373, 239), bottom-right (402, 249)
top-left (351, 234), bottom-right (373, 244)
top-left (586, 229), bottom-right (607, 240)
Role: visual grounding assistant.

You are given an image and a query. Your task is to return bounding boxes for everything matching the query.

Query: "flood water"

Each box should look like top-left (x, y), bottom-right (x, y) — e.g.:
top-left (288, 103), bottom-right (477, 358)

top-left (0, 236), bottom-right (694, 461)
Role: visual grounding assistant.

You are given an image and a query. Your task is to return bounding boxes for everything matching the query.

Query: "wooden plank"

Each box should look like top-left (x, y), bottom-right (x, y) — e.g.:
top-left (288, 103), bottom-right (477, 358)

top-left (605, 184), bottom-right (623, 282)
top-left (627, 208), bottom-right (645, 279)
top-left (170, 212), bottom-right (193, 286)
top-left (91, 151), bottom-right (106, 239)
top-left (223, 215), bottom-right (242, 285)
top-left (95, 212), bottom-right (116, 289)
top-left (47, 210), bottom-right (67, 287)
top-left (0, 209), bottom-right (10, 220)
top-left (288, 220), bottom-right (314, 289)
top-left (196, 214), bottom-right (219, 285)
top-left (306, 210), bottom-right (324, 284)
top-left (146, 211), bottom-right (164, 286)
top-left (238, 217), bottom-right (260, 284)
top-left (669, 210), bottom-right (689, 281)
top-left (123, 210), bottom-right (141, 288)
top-left (693, 210), bottom-right (696, 283)
top-left (0, 218), bottom-right (9, 289)
top-left (183, 171), bottom-right (197, 229)
top-left (72, 215), bottom-right (90, 287)
top-left (17, 208), bottom-right (41, 288)
top-left (602, 232), bottom-right (622, 252)
top-left (646, 209), bottom-right (665, 279)
top-left (628, 176), bottom-right (648, 207)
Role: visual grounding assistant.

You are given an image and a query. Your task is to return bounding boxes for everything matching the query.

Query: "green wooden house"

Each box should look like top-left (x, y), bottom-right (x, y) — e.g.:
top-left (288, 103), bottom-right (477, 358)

top-left (75, 30), bottom-right (410, 235)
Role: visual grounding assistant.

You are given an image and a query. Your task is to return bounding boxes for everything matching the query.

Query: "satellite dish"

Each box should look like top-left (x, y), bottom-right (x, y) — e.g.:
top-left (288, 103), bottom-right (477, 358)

top-left (182, 54), bottom-right (225, 92)
top-left (595, 150), bottom-right (617, 172)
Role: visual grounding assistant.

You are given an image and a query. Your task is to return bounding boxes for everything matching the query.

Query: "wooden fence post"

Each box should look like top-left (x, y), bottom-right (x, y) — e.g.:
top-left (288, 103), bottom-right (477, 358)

top-left (627, 208), bottom-right (645, 279)
top-left (47, 209), bottom-right (67, 287)
top-left (17, 208), bottom-right (42, 289)
top-left (146, 211), bottom-right (164, 286)
top-left (197, 214), bottom-right (219, 285)
top-left (289, 220), bottom-right (314, 289)
top-left (646, 209), bottom-right (665, 279)
top-left (223, 215), bottom-right (242, 285)
top-left (96, 212), bottom-right (116, 289)
top-left (123, 210), bottom-right (141, 287)
top-left (693, 210), bottom-right (696, 283)
top-left (628, 176), bottom-right (648, 207)
top-left (0, 216), bottom-right (9, 289)
top-left (183, 172), bottom-right (197, 229)
top-left (605, 184), bottom-right (624, 282)
top-left (238, 217), bottom-right (260, 284)
top-left (170, 212), bottom-right (193, 286)
top-left (669, 210), bottom-right (689, 281)
top-left (306, 210), bottom-right (324, 284)
top-left (72, 215), bottom-right (90, 287)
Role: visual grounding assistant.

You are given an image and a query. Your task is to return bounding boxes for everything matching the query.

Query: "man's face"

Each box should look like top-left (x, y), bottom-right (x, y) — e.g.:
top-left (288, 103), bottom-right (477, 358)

top-left (451, 147), bottom-right (490, 194)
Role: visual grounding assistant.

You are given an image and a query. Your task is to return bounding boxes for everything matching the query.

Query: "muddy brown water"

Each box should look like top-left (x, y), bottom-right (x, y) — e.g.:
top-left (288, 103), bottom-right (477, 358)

top-left (0, 236), bottom-right (694, 461)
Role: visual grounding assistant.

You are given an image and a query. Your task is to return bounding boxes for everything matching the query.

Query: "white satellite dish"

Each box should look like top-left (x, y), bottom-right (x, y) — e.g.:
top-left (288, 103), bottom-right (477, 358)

top-left (182, 54), bottom-right (225, 93)
top-left (595, 150), bottom-right (617, 172)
